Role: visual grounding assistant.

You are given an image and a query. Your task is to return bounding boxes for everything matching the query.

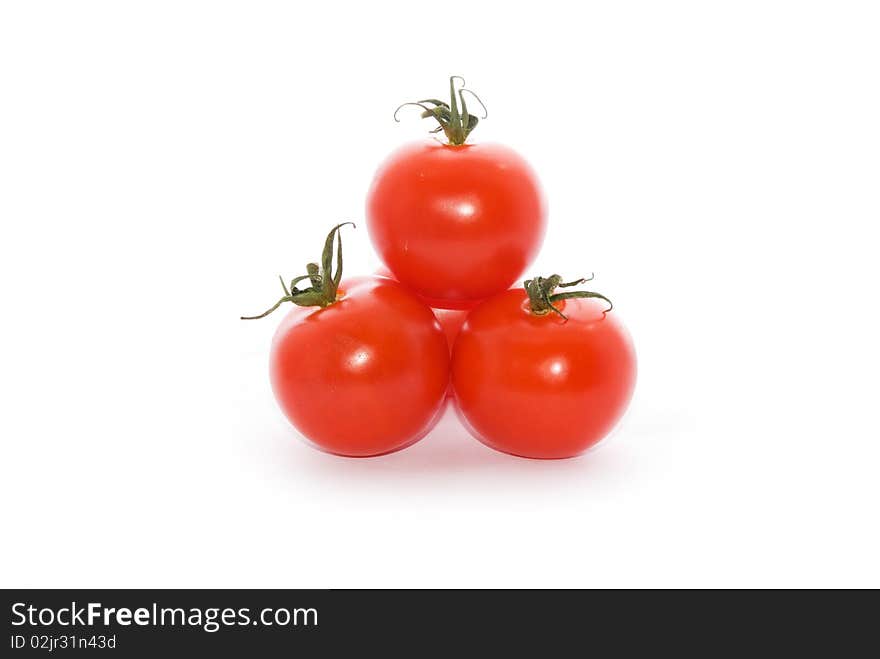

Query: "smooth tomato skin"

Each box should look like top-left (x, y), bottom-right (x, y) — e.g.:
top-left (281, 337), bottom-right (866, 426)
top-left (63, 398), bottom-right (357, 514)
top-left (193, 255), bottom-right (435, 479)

top-left (373, 268), bottom-right (466, 399)
top-left (451, 290), bottom-right (637, 459)
top-left (270, 276), bottom-right (450, 457)
top-left (367, 141), bottom-right (547, 309)
top-left (433, 308), bottom-right (469, 352)
top-left (431, 307), bottom-right (468, 400)
top-left (374, 267), bottom-right (469, 350)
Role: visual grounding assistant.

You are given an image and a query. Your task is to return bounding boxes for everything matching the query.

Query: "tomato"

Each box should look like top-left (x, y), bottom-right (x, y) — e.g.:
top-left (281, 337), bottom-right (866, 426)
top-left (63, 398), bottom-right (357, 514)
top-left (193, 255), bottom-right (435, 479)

top-left (433, 308), bottom-right (469, 352)
top-left (366, 78), bottom-right (546, 309)
top-left (367, 141), bottom-right (546, 309)
top-left (375, 266), bottom-right (469, 353)
top-left (451, 278), bottom-right (636, 459)
top-left (271, 276), bottom-right (449, 456)
top-left (244, 225), bottom-right (449, 457)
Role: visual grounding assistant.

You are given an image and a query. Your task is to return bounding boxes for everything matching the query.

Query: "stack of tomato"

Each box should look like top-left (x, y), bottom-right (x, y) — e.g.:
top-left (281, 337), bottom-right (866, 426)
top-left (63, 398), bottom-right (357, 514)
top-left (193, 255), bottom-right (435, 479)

top-left (243, 77), bottom-right (636, 459)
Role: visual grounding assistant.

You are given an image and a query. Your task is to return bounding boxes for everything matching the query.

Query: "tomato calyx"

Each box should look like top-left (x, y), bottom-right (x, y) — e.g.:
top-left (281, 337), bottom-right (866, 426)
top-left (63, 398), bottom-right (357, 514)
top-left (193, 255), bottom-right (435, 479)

top-left (240, 222), bottom-right (355, 320)
top-left (393, 76), bottom-right (488, 146)
top-left (524, 274), bottom-right (613, 321)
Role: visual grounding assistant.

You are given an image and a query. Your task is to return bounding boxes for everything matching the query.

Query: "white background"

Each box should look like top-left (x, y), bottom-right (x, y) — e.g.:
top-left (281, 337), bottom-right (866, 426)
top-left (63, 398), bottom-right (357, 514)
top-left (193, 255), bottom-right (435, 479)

top-left (1, 1), bottom-right (878, 588)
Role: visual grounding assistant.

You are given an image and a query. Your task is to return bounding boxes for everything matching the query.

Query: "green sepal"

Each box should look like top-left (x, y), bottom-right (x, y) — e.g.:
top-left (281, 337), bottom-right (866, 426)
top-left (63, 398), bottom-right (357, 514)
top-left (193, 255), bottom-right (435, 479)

top-left (240, 223), bottom-right (355, 320)
top-left (524, 274), bottom-right (613, 321)
top-left (394, 76), bottom-right (487, 145)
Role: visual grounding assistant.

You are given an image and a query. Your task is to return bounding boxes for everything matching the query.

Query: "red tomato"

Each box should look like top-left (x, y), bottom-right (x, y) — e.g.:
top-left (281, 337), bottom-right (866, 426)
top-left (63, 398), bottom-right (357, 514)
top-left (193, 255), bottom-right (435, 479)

top-left (244, 224), bottom-right (450, 457)
top-left (374, 266), bottom-right (469, 352)
top-left (367, 141), bottom-right (547, 309)
top-left (433, 308), bottom-right (469, 352)
top-left (451, 285), bottom-right (636, 459)
top-left (431, 307), bottom-right (468, 400)
top-left (270, 276), bottom-right (449, 456)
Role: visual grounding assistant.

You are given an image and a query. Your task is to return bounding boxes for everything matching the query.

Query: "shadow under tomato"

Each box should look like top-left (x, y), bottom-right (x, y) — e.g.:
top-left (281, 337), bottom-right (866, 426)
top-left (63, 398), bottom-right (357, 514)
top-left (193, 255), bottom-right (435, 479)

top-left (265, 406), bottom-right (639, 491)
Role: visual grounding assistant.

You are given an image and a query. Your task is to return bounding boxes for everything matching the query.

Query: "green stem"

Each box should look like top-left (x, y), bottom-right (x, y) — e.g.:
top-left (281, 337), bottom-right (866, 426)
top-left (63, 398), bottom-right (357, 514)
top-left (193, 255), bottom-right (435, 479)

top-left (240, 223), bottom-right (355, 321)
top-left (240, 296), bottom-right (293, 321)
top-left (523, 274), bottom-right (613, 321)
top-left (393, 76), bottom-right (488, 145)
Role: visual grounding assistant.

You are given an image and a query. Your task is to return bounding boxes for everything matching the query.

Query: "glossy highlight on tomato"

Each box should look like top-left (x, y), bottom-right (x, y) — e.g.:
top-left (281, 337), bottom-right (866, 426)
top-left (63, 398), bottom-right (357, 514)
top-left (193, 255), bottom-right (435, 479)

top-left (433, 308), bottom-right (468, 352)
top-left (367, 141), bottom-right (547, 309)
top-left (271, 276), bottom-right (449, 457)
top-left (451, 289), bottom-right (636, 459)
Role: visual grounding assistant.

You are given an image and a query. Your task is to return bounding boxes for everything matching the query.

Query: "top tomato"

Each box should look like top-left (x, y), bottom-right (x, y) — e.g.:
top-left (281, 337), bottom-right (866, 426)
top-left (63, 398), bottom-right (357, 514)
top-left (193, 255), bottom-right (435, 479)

top-left (366, 78), bottom-right (546, 309)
